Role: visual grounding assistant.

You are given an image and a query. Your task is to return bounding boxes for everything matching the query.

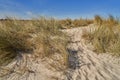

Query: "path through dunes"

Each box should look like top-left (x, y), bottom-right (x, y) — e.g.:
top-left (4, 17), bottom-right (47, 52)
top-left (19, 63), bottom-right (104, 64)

top-left (64, 25), bottom-right (120, 80)
top-left (1, 24), bottom-right (120, 80)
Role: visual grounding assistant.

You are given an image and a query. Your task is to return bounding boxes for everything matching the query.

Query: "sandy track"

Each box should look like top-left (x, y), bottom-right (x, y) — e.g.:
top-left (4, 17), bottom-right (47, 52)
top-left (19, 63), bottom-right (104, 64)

top-left (64, 25), bottom-right (120, 80)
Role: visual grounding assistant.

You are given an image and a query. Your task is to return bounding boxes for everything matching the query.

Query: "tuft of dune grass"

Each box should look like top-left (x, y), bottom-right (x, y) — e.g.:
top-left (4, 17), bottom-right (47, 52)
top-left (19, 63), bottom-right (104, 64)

top-left (0, 17), bottom-right (68, 68)
top-left (83, 15), bottom-right (120, 56)
top-left (0, 18), bottom-right (35, 66)
top-left (59, 18), bottom-right (93, 28)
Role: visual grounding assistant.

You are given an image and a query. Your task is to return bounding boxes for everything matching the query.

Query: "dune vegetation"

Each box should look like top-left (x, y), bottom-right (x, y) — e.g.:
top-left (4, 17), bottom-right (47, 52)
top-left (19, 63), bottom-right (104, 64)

top-left (0, 17), bottom-right (69, 68)
top-left (0, 15), bottom-right (120, 69)
top-left (59, 18), bottom-right (93, 28)
top-left (83, 15), bottom-right (120, 56)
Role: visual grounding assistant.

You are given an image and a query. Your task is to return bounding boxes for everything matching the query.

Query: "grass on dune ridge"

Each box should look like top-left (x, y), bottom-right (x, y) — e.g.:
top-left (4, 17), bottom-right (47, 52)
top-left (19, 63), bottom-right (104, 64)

top-left (0, 17), bottom-right (68, 68)
top-left (83, 15), bottom-right (120, 56)
top-left (59, 18), bottom-right (93, 28)
top-left (1, 15), bottom-right (120, 68)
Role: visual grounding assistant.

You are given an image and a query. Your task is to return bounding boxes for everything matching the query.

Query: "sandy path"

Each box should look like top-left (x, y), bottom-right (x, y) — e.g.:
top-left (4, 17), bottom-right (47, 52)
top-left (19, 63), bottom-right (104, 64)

top-left (64, 25), bottom-right (120, 80)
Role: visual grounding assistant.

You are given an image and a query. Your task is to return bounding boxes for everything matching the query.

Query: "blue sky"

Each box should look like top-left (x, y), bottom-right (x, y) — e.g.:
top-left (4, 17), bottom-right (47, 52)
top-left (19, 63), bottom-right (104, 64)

top-left (0, 0), bottom-right (120, 19)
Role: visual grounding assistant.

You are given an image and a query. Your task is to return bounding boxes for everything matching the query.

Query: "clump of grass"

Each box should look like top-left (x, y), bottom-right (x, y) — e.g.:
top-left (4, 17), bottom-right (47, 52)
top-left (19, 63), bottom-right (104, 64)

top-left (0, 17), bottom-right (68, 68)
top-left (91, 25), bottom-right (116, 53)
top-left (86, 15), bottom-right (120, 56)
top-left (94, 15), bottom-right (103, 26)
top-left (59, 18), bottom-right (73, 28)
top-left (32, 17), bottom-right (69, 67)
top-left (59, 18), bottom-right (93, 28)
top-left (105, 15), bottom-right (118, 27)
top-left (0, 18), bottom-right (34, 66)
top-left (73, 18), bottom-right (93, 27)
top-left (94, 15), bottom-right (118, 26)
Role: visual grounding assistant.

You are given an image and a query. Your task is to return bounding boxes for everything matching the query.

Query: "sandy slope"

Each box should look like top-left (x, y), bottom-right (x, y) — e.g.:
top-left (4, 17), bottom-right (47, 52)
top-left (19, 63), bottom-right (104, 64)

top-left (0, 24), bottom-right (120, 80)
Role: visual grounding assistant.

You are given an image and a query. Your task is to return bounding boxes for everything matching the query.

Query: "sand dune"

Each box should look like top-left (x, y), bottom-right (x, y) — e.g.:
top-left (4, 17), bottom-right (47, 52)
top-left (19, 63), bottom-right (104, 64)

top-left (0, 24), bottom-right (120, 80)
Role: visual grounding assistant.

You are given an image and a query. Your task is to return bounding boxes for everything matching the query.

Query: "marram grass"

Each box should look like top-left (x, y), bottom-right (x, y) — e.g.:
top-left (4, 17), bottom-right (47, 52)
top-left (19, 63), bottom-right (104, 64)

top-left (0, 17), bottom-right (68, 68)
top-left (83, 15), bottom-right (120, 56)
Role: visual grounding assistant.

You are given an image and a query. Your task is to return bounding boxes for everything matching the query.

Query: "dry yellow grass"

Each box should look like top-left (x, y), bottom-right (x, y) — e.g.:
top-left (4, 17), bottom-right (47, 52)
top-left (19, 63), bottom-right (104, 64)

top-left (59, 18), bottom-right (93, 28)
top-left (0, 17), bottom-right (68, 68)
top-left (83, 15), bottom-right (120, 56)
